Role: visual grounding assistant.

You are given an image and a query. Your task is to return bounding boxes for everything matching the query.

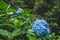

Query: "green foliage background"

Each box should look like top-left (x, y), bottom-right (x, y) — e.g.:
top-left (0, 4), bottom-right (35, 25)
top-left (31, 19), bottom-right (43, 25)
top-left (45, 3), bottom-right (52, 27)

top-left (0, 0), bottom-right (60, 40)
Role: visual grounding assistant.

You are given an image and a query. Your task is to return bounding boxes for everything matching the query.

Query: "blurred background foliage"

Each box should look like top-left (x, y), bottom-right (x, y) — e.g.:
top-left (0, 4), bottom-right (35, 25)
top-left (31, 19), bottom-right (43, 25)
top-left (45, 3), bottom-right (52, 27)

top-left (0, 0), bottom-right (60, 40)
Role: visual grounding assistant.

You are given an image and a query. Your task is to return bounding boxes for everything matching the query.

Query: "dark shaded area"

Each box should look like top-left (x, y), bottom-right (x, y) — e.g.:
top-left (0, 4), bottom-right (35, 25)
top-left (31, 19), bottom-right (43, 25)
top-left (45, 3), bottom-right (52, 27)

top-left (51, 27), bottom-right (60, 35)
top-left (13, 34), bottom-right (28, 40)
top-left (0, 26), bottom-right (14, 32)
top-left (36, 0), bottom-right (54, 16)
top-left (24, 0), bottom-right (35, 9)
top-left (0, 35), bottom-right (7, 40)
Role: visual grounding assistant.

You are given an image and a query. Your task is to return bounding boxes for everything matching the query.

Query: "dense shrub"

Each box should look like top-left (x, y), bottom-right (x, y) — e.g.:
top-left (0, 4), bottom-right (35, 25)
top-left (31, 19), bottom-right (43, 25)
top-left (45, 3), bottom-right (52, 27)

top-left (0, 0), bottom-right (60, 40)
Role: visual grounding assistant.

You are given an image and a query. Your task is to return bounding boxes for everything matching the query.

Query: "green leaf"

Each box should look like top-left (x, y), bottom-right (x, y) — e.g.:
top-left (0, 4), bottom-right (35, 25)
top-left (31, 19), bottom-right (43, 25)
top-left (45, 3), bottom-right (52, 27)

top-left (27, 34), bottom-right (37, 40)
top-left (0, 0), bottom-right (8, 11)
top-left (6, 5), bottom-right (10, 11)
top-left (0, 23), bottom-right (15, 29)
top-left (27, 29), bottom-right (37, 40)
top-left (13, 19), bottom-right (22, 28)
top-left (19, 19), bottom-right (30, 27)
top-left (29, 37), bottom-right (37, 40)
top-left (22, 9), bottom-right (31, 17)
top-left (0, 14), bottom-right (5, 17)
top-left (7, 12), bottom-right (14, 15)
top-left (11, 29), bottom-right (22, 38)
top-left (0, 29), bottom-right (10, 37)
top-left (47, 33), bottom-right (56, 40)
top-left (27, 29), bottom-right (36, 36)
top-left (5, 23), bottom-right (15, 29)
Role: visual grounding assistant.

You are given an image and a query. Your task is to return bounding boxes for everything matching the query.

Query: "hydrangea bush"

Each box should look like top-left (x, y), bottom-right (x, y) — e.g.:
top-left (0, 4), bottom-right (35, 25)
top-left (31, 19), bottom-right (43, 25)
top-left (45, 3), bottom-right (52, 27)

top-left (0, 0), bottom-right (60, 40)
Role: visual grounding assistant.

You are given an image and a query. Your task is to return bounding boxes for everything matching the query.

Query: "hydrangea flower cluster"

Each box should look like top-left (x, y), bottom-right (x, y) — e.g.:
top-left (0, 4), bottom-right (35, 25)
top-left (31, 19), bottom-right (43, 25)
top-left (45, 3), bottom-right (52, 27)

top-left (32, 20), bottom-right (50, 37)
top-left (16, 8), bottom-right (23, 14)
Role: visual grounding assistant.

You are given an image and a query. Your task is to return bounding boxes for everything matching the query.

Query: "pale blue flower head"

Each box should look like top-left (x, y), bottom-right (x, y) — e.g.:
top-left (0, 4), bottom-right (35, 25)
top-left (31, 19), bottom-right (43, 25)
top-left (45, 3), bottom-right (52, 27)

top-left (32, 20), bottom-right (50, 37)
top-left (16, 8), bottom-right (23, 14)
top-left (18, 8), bottom-right (23, 11)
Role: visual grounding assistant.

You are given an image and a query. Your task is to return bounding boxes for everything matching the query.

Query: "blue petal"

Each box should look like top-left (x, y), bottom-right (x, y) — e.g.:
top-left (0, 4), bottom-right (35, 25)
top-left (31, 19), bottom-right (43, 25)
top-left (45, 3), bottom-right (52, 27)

top-left (16, 11), bottom-right (22, 14)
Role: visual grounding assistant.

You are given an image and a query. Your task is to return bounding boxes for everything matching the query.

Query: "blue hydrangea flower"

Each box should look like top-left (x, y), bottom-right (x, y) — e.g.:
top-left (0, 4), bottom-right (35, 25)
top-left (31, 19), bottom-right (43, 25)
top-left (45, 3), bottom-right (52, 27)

top-left (32, 20), bottom-right (50, 37)
top-left (34, 20), bottom-right (49, 28)
top-left (16, 8), bottom-right (23, 14)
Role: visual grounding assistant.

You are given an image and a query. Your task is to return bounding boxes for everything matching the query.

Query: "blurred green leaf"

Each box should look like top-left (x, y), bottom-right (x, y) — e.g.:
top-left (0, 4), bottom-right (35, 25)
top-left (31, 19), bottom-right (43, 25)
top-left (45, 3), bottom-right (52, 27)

top-left (6, 5), bottom-right (10, 11)
top-left (0, 14), bottom-right (5, 17)
top-left (22, 9), bottom-right (31, 17)
top-left (27, 29), bottom-right (36, 36)
top-left (27, 34), bottom-right (37, 40)
top-left (0, 29), bottom-right (11, 37)
top-left (13, 19), bottom-right (22, 28)
top-left (11, 28), bottom-right (22, 38)
top-left (0, 0), bottom-right (8, 11)
top-left (7, 12), bottom-right (14, 15)
top-left (29, 37), bottom-right (37, 40)
top-left (0, 23), bottom-right (15, 29)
